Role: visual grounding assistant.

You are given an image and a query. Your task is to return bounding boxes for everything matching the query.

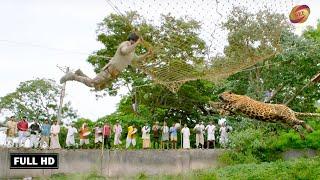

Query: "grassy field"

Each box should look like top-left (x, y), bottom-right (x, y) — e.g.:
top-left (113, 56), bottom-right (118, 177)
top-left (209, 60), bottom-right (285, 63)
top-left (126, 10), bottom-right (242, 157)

top-left (36, 156), bottom-right (320, 180)
top-left (138, 157), bottom-right (320, 180)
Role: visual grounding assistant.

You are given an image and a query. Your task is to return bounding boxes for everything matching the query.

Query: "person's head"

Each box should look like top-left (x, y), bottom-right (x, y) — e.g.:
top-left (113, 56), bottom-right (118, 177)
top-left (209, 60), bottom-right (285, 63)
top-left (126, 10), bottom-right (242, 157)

top-left (201, 121), bottom-right (204, 125)
top-left (184, 124), bottom-right (187, 128)
top-left (22, 116), bottom-right (27, 121)
top-left (163, 121), bottom-right (167, 126)
top-left (34, 119), bottom-right (38, 124)
top-left (116, 120), bottom-right (120, 125)
top-left (53, 120), bottom-right (57, 125)
top-left (209, 121), bottom-right (213, 125)
top-left (127, 32), bottom-right (139, 44)
top-left (132, 124), bottom-right (135, 128)
top-left (145, 122), bottom-right (148, 126)
top-left (44, 119), bottom-right (49, 124)
top-left (155, 121), bottom-right (159, 125)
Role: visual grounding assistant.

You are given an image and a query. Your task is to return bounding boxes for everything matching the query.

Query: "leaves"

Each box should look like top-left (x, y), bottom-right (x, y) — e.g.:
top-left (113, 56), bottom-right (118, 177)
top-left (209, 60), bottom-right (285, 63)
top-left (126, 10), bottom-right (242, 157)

top-left (0, 78), bottom-right (77, 121)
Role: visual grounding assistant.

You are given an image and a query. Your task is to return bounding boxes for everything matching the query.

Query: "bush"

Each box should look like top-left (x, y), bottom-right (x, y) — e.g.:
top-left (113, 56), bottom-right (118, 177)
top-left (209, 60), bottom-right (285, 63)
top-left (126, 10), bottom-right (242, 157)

top-left (138, 157), bottom-right (320, 179)
top-left (219, 117), bottom-right (320, 165)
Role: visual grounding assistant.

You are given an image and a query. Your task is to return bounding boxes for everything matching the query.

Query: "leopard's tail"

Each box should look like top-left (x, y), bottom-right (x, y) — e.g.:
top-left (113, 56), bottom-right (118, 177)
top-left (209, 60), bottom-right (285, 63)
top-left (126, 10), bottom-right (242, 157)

top-left (295, 112), bottom-right (320, 118)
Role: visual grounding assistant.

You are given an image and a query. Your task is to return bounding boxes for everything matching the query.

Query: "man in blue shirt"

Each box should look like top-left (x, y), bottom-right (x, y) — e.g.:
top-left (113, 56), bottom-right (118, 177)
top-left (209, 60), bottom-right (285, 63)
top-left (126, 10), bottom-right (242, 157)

top-left (40, 119), bottom-right (51, 149)
top-left (169, 124), bottom-right (178, 149)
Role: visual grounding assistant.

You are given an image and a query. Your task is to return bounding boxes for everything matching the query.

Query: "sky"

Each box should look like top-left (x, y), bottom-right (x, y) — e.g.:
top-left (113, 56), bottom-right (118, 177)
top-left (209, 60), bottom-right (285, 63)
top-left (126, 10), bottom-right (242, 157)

top-left (0, 0), bottom-right (319, 122)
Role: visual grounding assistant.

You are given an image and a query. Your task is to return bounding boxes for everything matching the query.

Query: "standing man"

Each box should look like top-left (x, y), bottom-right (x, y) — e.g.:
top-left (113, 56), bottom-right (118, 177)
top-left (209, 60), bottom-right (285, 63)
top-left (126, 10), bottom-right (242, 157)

top-left (17, 117), bottom-right (28, 147)
top-left (152, 121), bottom-right (161, 149)
top-left (113, 120), bottom-right (122, 148)
top-left (60, 33), bottom-right (153, 90)
top-left (181, 124), bottom-right (190, 149)
top-left (6, 116), bottom-right (17, 145)
top-left (103, 122), bottom-right (112, 149)
top-left (40, 119), bottom-right (51, 149)
top-left (126, 124), bottom-right (137, 149)
top-left (205, 121), bottom-right (216, 149)
top-left (66, 123), bottom-right (78, 149)
top-left (94, 123), bottom-right (103, 149)
top-left (161, 121), bottom-right (169, 149)
top-left (29, 120), bottom-right (41, 149)
top-left (193, 122), bottom-right (205, 149)
top-left (79, 123), bottom-right (90, 149)
top-left (219, 122), bottom-right (229, 148)
top-left (141, 123), bottom-right (151, 149)
top-left (50, 120), bottom-right (61, 149)
top-left (169, 123), bottom-right (178, 149)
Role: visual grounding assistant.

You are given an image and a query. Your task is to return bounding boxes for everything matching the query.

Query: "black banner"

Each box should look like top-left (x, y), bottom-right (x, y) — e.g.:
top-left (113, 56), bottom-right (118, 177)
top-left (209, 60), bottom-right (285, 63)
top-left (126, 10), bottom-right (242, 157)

top-left (10, 153), bottom-right (59, 169)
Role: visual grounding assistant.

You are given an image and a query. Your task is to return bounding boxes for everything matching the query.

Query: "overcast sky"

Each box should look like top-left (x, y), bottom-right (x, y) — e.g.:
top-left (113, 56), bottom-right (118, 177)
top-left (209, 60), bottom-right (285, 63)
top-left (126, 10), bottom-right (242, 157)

top-left (0, 0), bottom-right (319, 122)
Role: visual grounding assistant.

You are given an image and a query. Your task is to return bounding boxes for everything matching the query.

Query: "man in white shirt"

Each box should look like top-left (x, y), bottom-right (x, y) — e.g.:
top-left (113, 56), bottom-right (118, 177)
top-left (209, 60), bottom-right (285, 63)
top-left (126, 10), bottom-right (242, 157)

top-left (181, 124), bottom-right (190, 149)
top-left (66, 123), bottom-right (77, 149)
top-left (141, 123), bottom-right (151, 149)
top-left (113, 120), bottom-right (122, 147)
top-left (193, 121), bottom-right (205, 149)
top-left (50, 120), bottom-right (61, 149)
top-left (60, 33), bottom-right (152, 90)
top-left (205, 121), bottom-right (216, 149)
top-left (219, 119), bottom-right (232, 149)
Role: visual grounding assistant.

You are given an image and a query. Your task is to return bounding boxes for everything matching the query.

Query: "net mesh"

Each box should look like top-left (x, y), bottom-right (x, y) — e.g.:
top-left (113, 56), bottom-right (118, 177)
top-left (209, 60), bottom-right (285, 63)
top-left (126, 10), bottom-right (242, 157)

top-left (104, 0), bottom-right (295, 92)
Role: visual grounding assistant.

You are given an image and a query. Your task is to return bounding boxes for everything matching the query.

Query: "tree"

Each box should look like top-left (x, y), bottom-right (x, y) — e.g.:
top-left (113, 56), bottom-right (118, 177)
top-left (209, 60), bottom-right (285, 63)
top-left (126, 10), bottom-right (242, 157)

top-left (226, 32), bottom-right (320, 112)
top-left (303, 20), bottom-right (320, 42)
top-left (221, 8), bottom-right (320, 113)
top-left (0, 78), bottom-right (77, 121)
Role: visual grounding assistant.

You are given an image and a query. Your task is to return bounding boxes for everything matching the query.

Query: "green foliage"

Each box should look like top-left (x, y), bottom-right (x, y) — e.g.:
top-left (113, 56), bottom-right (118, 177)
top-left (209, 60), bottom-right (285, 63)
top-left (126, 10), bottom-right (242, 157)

top-left (214, 157), bottom-right (320, 180)
top-left (303, 20), bottom-right (320, 42)
top-left (58, 127), bottom-right (68, 148)
top-left (226, 29), bottom-right (320, 111)
top-left (46, 171), bottom-right (106, 180)
top-left (222, 7), bottom-right (289, 61)
top-left (213, 17), bottom-right (320, 165)
top-left (0, 78), bottom-right (77, 121)
top-left (132, 157), bottom-right (320, 180)
top-left (218, 117), bottom-right (320, 165)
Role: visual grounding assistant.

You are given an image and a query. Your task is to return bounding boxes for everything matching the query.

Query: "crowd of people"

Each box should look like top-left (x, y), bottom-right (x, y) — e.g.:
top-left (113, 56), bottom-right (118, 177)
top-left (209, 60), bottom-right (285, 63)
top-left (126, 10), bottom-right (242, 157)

top-left (0, 116), bottom-right (232, 150)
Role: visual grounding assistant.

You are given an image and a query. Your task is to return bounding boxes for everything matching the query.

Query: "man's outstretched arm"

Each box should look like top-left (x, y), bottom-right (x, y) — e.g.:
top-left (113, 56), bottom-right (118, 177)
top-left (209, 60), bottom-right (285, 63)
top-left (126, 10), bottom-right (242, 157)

top-left (135, 38), bottom-right (153, 61)
top-left (135, 48), bottom-right (153, 61)
top-left (120, 38), bottom-right (141, 55)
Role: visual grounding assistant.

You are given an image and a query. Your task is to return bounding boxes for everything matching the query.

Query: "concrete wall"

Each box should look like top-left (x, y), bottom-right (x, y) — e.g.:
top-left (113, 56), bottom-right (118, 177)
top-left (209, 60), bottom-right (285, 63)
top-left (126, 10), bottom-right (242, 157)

top-left (0, 148), bottom-right (224, 178)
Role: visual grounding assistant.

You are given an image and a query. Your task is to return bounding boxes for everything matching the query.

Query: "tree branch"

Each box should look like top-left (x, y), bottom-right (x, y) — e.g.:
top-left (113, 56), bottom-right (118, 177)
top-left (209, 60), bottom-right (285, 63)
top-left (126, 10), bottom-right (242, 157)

top-left (284, 72), bottom-right (320, 105)
top-left (284, 80), bottom-right (314, 105)
top-left (264, 83), bottom-right (285, 103)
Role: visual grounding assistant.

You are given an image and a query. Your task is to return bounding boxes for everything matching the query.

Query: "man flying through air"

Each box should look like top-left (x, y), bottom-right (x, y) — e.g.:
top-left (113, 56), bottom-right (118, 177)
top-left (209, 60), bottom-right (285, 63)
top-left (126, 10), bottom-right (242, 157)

top-left (60, 32), bottom-right (153, 90)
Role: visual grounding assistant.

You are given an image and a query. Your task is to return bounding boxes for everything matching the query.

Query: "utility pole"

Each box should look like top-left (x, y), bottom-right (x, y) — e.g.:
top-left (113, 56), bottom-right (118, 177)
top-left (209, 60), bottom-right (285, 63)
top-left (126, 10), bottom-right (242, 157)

top-left (57, 66), bottom-right (69, 124)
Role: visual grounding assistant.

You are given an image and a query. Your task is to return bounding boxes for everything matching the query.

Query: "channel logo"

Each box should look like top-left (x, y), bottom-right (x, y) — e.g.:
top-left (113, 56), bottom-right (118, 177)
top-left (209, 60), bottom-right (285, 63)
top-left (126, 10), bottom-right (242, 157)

top-left (289, 5), bottom-right (310, 23)
top-left (10, 153), bottom-right (59, 169)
